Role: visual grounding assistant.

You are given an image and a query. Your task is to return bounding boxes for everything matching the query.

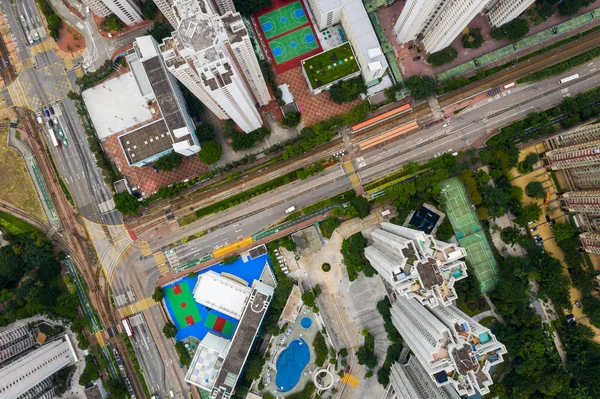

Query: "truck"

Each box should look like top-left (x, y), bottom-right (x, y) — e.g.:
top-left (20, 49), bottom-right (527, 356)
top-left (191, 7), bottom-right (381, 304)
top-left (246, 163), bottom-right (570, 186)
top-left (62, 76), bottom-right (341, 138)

top-left (36, 115), bottom-right (43, 124)
top-left (48, 129), bottom-right (60, 148)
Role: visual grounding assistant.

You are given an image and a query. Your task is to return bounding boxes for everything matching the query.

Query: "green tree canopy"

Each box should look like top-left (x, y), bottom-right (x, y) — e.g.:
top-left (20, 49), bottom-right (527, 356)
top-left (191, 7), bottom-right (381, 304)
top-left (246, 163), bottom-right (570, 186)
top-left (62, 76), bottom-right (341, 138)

top-left (427, 46), bottom-right (458, 66)
top-left (155, 151), bottom-right (183, 171)
top-left (525, 181), bottom-right (545, 198)
top-left (504, 18), bottom-right (530, 41)
top-left (152, 286), bottom-right (164, 302)
top-left (500, 227), bottom-right (524, 245)
top-left (302, 292), bottom-right (316, 307)
top-left (147, 22), bottom-right (173, 42)
top-left (515, 203), bottom-right (542, 226)
top-left (405, 75), bottom-right (437, 100)
top-left (462, 29), bottom-right (484, 49)
top-left (198, 140), bottom-right (222, 164)
top-left (163, 322), bottom-right (177, 338)
top-left (552, 222), bottom-right (577, 242)
top-left (233, 0), bottom-right (272, 15)
top-left (114, 192), bottom-right (140, 216)
top-left (104, 14), bottom-right (123, 32)
top-left (329, 77), bottom-right (367, 104)
top-left (281, 112), bottom-right (302, 128)
top-left (195, 123), bottom-right (215, 142)
top-left (143, 0), bottom-right (158, 19)
top-left (105, 378), bottom-right (128, 399)
top-left (350, 197), bottom-right (371, 219)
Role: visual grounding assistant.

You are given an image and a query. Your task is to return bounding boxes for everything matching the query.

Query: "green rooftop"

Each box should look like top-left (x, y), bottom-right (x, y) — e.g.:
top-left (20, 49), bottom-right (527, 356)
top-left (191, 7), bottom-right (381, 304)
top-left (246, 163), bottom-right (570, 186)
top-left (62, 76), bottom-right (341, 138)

top-left (302, 42), bottom-right (360, 91)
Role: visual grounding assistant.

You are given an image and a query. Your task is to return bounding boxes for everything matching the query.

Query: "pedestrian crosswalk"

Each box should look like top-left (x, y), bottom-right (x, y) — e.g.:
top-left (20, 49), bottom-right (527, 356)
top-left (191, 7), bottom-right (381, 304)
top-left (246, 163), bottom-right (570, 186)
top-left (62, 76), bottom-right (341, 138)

top-left (342, 160), bottom-right (362, 188)
top-left (118, 297), bottom-right (156, 318)
top-left (138, 241), bottom-right (152, 257)
top-left (20, 58), bottom-right (35, 70)
top-left (341, 373), bottom-right (360, 388)
top-left (64, 58), bottom-right (73, 69)
top-left (30, 40), bottom-right (55, 56)
top-left (74, 65), bottom-right (84, 78)
top-left (153, 251), bottom-right (169, 274)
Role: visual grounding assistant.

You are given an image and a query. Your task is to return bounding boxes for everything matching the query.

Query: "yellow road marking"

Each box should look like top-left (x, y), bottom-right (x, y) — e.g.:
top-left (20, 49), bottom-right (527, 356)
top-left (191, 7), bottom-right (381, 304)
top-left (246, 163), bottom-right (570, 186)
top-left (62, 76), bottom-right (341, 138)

top-left (20, 58), bottom-right (35, 70)
top-left (118, 297), bottom-right (156, 318)
top-left (341, 373), bottom-right (360, 388)
top-left (139, 241), bottom-right (152, 257)
top-left (158, 263), bottom-right (170, 274)
top-left (75, 65), bottom-right (83, 77)
top-left (64, 58), bottom-right (72, 69)
top-left (349, 173), bottom-right (360, 186)
top-left (342, 160), bottom-right (355, 174)
top-left (212, 237), bottom-right (254, 258)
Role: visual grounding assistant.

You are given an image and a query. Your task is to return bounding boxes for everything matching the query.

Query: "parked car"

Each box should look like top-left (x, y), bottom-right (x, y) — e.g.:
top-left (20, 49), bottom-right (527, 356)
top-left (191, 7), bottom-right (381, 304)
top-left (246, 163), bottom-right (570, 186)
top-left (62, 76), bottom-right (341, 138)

top-left (530, 227), bottom-right (537, 232)
top-left (345, 365), bottom-right (351, 374)
top-left (43, 108), bottom-right (50, 117)
top-left (545, 215), bottom-right (551, 222)
top-left (412, 56), bottom-right (421, 61)
top-left (575, 301), bottom-right (582, 308)
top-left (53, 117), bottom-right (58, 125)
top-left (533, 234), bottom-right (541, 240)
top-left (48, 105), bottom-right (55, 115)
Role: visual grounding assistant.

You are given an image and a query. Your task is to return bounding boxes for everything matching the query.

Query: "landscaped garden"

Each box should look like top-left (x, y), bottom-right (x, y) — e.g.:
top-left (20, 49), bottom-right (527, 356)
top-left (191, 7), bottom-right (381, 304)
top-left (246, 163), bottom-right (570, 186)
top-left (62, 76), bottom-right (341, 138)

top-left (302, 43), bottom-right (360, 91)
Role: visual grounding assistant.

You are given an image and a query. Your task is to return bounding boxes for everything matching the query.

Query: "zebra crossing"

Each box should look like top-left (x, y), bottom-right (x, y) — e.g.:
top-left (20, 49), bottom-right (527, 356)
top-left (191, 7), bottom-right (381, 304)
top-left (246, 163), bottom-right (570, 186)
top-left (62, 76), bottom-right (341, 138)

top-left (153, 251), bottom-right (169, 274)
top-left (118, 297), bottom-right (156, 318)
top-left (340, 372), bottom-right (360, 388)
top-left (138, 241), bottom-right (152, 257)
top-left (342, 160), bottom-right (361, 187)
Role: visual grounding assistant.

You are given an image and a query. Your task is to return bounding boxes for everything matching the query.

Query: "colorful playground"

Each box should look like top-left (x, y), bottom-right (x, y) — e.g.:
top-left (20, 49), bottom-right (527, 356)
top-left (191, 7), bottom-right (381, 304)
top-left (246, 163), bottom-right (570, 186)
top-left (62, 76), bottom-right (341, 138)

top-left (254, 0), bottom-right (322, 72)
top-left (163, 254), bottom-right (270, 341)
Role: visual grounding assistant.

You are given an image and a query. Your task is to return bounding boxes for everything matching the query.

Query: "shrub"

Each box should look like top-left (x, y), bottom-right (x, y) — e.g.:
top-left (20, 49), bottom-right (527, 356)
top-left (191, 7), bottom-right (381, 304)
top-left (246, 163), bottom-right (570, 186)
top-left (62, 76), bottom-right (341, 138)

top-left (198, 140), bottom-right (222, 164)
top-left (229, 126), bottom-right (270, 151)
top-left (223, 254), bottom-right (240, 265)
top-left (462, 29), bottom-right (484, 49)
top-left (152, 287), bottom-right (164, 302)
top-left (281, 112), bottom-right (302, 128)
top-left (427, 46), bottom-right (458, 66)
top-left (321, 263), bottom-right (331, 272)
top-left (175, 341), bottom-right (191, 366)
top-left (525, 181), bottom-right (545, 199)
top-left (490, 27), bottom-right (505, 40)
top-left (319, 217), bottom-right (341, 238)
top-left (155, 151), bottom-right (182, 171)
top-left (313, 332), bottom-right (328, 367)
top-left (114, 192), bottom-right (140, 215)
top-left (103, 14), bottom-right (124, 32)
top-left (302, 291), bottom-right (316, 307)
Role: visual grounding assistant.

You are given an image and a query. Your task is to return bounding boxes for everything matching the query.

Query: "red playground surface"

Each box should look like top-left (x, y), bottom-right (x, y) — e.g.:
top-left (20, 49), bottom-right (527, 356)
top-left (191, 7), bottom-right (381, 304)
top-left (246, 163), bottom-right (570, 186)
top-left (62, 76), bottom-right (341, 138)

top-left (185, 315), bottom-right (195, 326)
top-left (173, 285), bottom-right (182, 295)
top-left (252, 0), bottom-right (323, 74)
top-left (213, 316), bottom-right (226, 332)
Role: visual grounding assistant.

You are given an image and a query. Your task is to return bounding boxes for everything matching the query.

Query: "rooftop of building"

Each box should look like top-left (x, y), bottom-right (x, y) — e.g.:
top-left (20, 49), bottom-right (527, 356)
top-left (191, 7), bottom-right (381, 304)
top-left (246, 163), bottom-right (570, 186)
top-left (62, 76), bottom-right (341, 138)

top-left (81, 71), bottom-right (154, 140)
top-left (221, 12), bottom-right (246, 44)
top-left (185, 332), bottom-right (230, 391)
top-left (175, 12), bottom-right (219, 55)
top-left (192, 271), bottom-right (252, 320)
top-left (118, 119), bottom-right (188, 165)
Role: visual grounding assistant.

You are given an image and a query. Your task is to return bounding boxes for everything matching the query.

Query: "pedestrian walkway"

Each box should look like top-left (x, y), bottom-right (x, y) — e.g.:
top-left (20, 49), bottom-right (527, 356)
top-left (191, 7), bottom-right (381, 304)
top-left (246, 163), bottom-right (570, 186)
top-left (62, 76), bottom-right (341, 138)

top-left (138, 241), bottom-right (152, 257)
top-left (153, 251), bottom-right (169, 274)
top-left (118, 297), bottom-right (155, 318)
top-left (30, 40), bottom-right (56, 56)
top-left (340, 373), bottom-right (360, 388)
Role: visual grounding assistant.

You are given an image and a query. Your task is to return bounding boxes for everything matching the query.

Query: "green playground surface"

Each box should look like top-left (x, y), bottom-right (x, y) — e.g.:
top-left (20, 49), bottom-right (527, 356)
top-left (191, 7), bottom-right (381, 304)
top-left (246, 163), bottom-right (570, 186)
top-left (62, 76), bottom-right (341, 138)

top-left (441, 178), bottom-right (499, 293)
top-left (269, 26), bottom-right (318, 64)
top-left (165, 281), bottom-right (202, 329)
top-left (302, 42), bottom-right (360, 90)
top-left (204, 313), bottom-right (235, 336)
top-left (259, 1), bottom-right (307, 40)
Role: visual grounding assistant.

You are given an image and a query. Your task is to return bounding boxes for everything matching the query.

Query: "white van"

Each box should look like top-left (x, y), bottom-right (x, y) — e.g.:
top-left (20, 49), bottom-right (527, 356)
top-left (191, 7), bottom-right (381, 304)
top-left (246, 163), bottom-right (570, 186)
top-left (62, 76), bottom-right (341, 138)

top-left (285, 206), bottom-right (296, 214)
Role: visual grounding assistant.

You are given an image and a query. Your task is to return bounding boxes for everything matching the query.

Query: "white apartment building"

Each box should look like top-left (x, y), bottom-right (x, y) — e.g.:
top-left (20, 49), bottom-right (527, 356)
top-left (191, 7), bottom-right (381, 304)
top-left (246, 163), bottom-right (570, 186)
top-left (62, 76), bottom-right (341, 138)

top-left (306, 0), bottom-right (389, 86)
top-left (208, 0), bottom-right (236, 15)
top-left (365, 223), bottom-right (468, 307)
top-left (153, 0), bottom-right (179, 27)
top-left (389, 356), bottom-right (461, 399)
top-left (390, 296), bottom-right (506, 396)
top-left (81, 0), bottom-right (111, 17)
top-left (487, 0), bottom-right (536, 27)
top-left (95, 0), bottom-right (144, 25)
top-left (157, 0), bottom-right (269, 132)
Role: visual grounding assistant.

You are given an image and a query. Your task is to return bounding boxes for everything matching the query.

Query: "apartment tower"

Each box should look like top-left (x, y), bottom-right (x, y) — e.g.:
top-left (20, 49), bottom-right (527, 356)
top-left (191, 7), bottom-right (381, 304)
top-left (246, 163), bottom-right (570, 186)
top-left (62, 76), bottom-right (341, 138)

top-left (487, 0), bottom-right (536, 27)
top-left (82, 0), bottom-right (144, 25)
top-left (389, 356), bottom-right (461, 399)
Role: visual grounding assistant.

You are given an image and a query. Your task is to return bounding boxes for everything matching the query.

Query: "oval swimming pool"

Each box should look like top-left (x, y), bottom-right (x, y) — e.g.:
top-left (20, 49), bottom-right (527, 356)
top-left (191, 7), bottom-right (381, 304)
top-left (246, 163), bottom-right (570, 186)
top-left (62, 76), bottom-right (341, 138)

top-left (301, 317), bottom-right (312, 329)
top-left (275, 338), bottom-right (310, 392)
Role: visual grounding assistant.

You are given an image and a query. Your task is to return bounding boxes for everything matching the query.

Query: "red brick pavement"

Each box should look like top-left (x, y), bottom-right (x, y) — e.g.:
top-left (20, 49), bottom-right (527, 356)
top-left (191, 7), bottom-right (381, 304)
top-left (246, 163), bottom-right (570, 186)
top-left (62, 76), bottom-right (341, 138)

top-left (277, 66), bottom-right (361, 126)
top-left (102, 134), bottom-right (210, 195)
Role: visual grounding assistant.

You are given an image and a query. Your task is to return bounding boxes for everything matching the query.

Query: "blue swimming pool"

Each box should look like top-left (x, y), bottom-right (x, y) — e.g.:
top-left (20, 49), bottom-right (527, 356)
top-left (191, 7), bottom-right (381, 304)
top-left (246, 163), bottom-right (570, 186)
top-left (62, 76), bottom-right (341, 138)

top-left (275, 339), bottom-right (310, 392)
top-left (300, 317), bottom-right (312, 329)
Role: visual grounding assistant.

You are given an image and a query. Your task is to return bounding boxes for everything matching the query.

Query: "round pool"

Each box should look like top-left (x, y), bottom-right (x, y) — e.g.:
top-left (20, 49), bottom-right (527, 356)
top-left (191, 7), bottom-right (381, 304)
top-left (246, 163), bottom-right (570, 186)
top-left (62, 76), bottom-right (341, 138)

top-left (300, 317), bottom-right (312, 329)
top-left (275, 339), bottom-right (310, 392)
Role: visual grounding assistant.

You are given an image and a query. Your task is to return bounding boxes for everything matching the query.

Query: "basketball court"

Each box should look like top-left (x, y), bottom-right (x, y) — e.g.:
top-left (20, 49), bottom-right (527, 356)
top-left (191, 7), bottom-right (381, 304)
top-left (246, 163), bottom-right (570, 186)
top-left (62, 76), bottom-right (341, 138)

top-left (165, 281), bottom-right (202, 329)
top-left (441, 178), bottom-right (499, 293)
top-left (204, 313), bottom-right (235, 336)
top-left (269, 26), bottom-right (318, 64)
top-left (259, 1), bottom-right (307, 39)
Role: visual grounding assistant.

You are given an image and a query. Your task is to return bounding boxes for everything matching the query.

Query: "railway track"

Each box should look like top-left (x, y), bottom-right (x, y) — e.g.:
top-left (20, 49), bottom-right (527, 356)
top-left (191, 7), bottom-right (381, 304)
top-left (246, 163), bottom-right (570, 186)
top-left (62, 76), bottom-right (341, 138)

top-left (129, 28), bottom-right (600, 238)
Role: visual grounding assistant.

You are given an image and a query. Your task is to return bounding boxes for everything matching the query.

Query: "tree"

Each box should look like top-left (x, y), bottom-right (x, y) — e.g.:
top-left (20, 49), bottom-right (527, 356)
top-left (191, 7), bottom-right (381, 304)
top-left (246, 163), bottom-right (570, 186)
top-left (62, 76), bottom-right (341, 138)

top-left (436, 218), bottom-right (454, 241)
top-left (54, 293), bottom-right (80, 319)
top-left (175, 341), bottom-right (191, 367)
top-left (350, 197), bottom-right (371, 219)
top-left (313, 331), bottom-right (328, 366)
top-left (198, 140), bottom-right (222, 164)
top-left (104, 14), bottom-right (123, 32)
top-left (553, 222), bottom-right (577, 242)
top-left (559, 0), bottom-right (588, 16)
top-left (163, 322), bottom-right (177, 338)
top-left (462, 29), bottom-right (484, 49)
top-left (155, 151), bottom-right (182, 171)
top-left (525, 181), bottom-right (545, 198)
top-left (302, 291), bottom-right (316, 307)
top-left (195, 123), bottom-right (215, 142)
top-left (427, 46), bottom-right (458, 67)
top-left (46, 14), bottom-right (62, 39)
top-left (114, 192), bottom-right (140, 215)
top-left (501, 227), bottom-right (524, 245)
top-left (79, 355), bottom-right (101, 385)
top-left (405, 75), bottom-right (437, 100)
top-left (490, 27), bottom-right (505, 40)
top-left (281, 112), bottom-right (302, 128)
top-left (147, 22), bottom-right (173, 42)
top-left (232, 0), bottom-right (272, 16)
top-left (515, 203), bottom-right (542, 226)
top-left (105, 378), bottom-right (128, 399)
top-left (329, 77), bottom-right (367, 104)
top-left (504, 18), bottom-right (530, 41)
top-left (152, 286), bottom-right (164, 302)
top-left (143, 0), bottom-right (158, 19)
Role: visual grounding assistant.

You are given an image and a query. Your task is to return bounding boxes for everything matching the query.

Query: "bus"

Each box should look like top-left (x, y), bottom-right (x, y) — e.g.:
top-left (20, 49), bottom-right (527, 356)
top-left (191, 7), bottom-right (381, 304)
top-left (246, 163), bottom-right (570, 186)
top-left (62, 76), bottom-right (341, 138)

top-left (503, 82), bottom-right (515, 90)
top-left (48, 129), bottom-right (60, 148)
top-left (122, 317), bottom-right (133, 337)
top-left (558, 74), bottom-right (579, 84)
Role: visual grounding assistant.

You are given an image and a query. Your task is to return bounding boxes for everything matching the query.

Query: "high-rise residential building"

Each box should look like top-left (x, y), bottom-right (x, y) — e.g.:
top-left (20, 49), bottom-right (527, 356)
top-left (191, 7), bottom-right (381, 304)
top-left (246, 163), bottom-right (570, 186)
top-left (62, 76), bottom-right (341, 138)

top-left (487, 0), bottom-right (536, 27)
top-left (208, 0), bottom-right (236, 15)
top-left (305, 0), bottom-right (389, 86)
top-left (545, 139), bottom-right (600, 170)
top-left (393, 0), bottom-right (491, 53)
top-left (158, 0), bottom-right (269, 133)
top-left (0, 325), bottom-right (36, 366)
top-left (560, 191), bottom-right (600, 215)
top-left (81, 0), bottom-right (112, 17)
top-left (390, 296), bottom-right (506, 396)
top-left (365, 223), bottom-right (468, 307)
top-left (153, 0), bottom-right (179, 27)
top-left (87, 0), bottom-right (144, 25)
top-left (0, 335), bottom-right (78, 399)
top-left (389, 356), bottom-right (461, 399)
top-left (579, 232), bottom-right (600, 254)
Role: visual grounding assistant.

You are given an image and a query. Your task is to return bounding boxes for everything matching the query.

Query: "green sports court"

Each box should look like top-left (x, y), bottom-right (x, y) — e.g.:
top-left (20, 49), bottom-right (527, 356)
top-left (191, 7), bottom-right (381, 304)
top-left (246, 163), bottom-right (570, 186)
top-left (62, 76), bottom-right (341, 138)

top-left (258, 1), bottom-right (307, 39)
top-left (441, 177), bottom-right (499, 293)
top-left (165, 281), bottom-right (202, 329)
top-left (269, 26), bottom-right (318, 64)
top-left (204, 313), bottom-right (235, 336)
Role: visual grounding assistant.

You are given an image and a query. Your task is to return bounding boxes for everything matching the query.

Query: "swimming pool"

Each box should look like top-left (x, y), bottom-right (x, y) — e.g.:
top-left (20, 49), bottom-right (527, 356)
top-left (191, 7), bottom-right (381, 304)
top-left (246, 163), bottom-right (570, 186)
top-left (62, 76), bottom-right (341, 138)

top-left (300, 317), bottom-right (312, 329)
top-left (275, 338), bottom-right (310, 392)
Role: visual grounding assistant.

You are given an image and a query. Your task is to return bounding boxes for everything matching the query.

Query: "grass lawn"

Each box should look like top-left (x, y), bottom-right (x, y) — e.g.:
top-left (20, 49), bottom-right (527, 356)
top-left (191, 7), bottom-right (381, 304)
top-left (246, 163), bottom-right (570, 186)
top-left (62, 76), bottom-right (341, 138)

top-left (302, 42), bottom-right (360, 90)
top-left (0, 129), bottom-right (46, 222)
top-left (457, 295), bottom-right (491, 317)
top-left (479, 315), bottom-right (499, 328)
top-left (0, 211), bottom-right (39, 235)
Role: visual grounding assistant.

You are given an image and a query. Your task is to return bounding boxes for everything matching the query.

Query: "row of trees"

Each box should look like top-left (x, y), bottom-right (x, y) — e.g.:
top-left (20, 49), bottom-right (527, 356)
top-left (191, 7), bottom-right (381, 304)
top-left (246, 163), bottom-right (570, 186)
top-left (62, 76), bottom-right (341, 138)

top-left (36, 0), bottom-right (62, 39)
top-left (196, 123), bottom-right (223, 165)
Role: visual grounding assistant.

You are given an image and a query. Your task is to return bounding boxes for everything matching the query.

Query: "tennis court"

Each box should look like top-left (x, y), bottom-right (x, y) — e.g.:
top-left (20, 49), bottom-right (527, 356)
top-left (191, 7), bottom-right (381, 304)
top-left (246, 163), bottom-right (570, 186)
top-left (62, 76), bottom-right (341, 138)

top-left (259, 1), bottom-right (307, 39)
top-left (165, 281), bottom-right (202, 329)
top-left (441, 178), bottom-right (499, 293)
top-left (269, 26), bottom-right (318, 64)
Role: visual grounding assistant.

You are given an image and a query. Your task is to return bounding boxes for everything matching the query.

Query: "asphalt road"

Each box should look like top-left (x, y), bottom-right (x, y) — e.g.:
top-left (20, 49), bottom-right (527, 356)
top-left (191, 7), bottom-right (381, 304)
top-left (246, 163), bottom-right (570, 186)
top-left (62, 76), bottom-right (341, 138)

top-left (148, 60), bottom-right (600, 267)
